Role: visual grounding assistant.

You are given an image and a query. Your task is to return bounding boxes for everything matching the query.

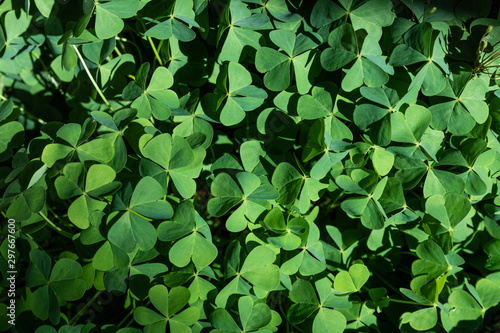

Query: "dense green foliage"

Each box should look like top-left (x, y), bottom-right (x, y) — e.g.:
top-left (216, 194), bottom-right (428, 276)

top-left (2, 0), bottom-right (500, 332)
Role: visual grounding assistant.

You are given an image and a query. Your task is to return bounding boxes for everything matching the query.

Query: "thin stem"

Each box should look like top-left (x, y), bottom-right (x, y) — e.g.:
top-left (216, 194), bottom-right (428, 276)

top-left (481, 48), bottom-right (500, 64)
top-left (0, 94), bottom-right (46, 124)
top-left (278, 300), bottom-right (290, 333)
top-left (72, 45), bottom-right (115, 112)
top-left (166, 172), bottom-right (170, 192)
top-left (387, 298), bottom-right (422, 306)
top-left (122, 300), bottom-right (148, 328)
top-left (39, 212), bottom-right (73, 239)
top-left (246, 114), bottom-right (250, 139)
top-left (31, 50), bottom-right (65, 97)
top-left (210, 146), bottom-right (216, 162)
top-left (47, 205), bottom-right (60, 220)
top-left (116, 37), bottom-right (143, 64)
top-left (372, 270), bottom-right (405, 298)
top-left (138, 18), bottom-right (163, 66)
top-left (31, 51), bottom-right (51, 73)
top-left (117, 306), bottom-right (134, 328)
top-left (69, 291), bottom-right (101, 325)
top-left (148, 37), bottom-right (163, 66)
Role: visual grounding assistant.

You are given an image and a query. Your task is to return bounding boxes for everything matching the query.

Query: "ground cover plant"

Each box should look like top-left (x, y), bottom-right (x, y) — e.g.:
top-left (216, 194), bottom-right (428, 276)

top-left (2, 0), bottom-right (500, 332)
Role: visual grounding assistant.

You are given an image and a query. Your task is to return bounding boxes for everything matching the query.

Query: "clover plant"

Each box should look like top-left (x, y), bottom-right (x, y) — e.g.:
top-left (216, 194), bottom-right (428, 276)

top-left (1, 0), bottom-right (500, 332)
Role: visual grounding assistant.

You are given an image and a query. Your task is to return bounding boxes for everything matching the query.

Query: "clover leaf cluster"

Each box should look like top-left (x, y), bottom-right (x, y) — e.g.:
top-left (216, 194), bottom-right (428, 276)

top-left (1, 0), bottom-right (500, 332)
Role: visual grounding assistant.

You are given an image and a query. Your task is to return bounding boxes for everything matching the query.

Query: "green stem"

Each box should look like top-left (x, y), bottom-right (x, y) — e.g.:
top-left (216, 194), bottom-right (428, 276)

top-left (122, 300), bottom-right (149, 328)
top-left (0, 94), bottom-right (46, 124)
top-left (47, 205), bottom-right (60, 220)
top-left (117, 37), bottom-right (143, 64)
top-left (210, 146), bottom-right (216, 163)
top-left (117, 305), bottom-right (135, 328)
top-left (72, 45), bottom-right (115, 112)
top-left (147, 36), bottom-right (163, 66)
top-left (31, 50), bottom-right (57, 84)
top-left (138, 18), bottom-right (163, 66)
top-left (246, 114), bottom-right (250, 138)
top-left (31, 51), bottom-right (51, 73)
top-left (395, 251), bottom-right (416, 256)
top-left (31, 50), bottom-right (65, 97)
top-left (166, 172), bottom-right (170, 192)
top-left (278, 300), bottom-right (290, 333)
top-left (387, 298), bottom-right (422, 306)
top-left (372, 270), bottom-right (405, 298)
top-left (39, 212), bottom-right (73, 239)
top-left (69, 291), bottom-right (101, 325)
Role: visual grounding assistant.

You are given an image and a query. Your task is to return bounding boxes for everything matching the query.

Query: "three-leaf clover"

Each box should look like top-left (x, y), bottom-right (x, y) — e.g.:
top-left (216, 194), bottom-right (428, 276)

top-left (210, 296), bottom-right (279, 332)
top-left (321, 23), bottom-right (393, 91)
top-left (158, 200), bottom-right (218, 269)
top-left (108, 177), bottom-right (173, 253)
top-left (123, 63), bottom-right (179, 120)
top-left (287, 278), bottom-right (348, 333)
top-left (55, 162), bottom-right (121, 229)
top-left (41, 122), bottom-right (114, 168)
top-left (256, 29), bottom-right (321, 94)
top-left (429, 71), bottom-right (489, 135)
top-left (134, 285), bottom-right (200, 333)
top-left (217, 0), bottom-right (269, 62)
top-left (140, 133), bottom-right (205, 199)
top-left (215, 62), bottom-right (267, 126)
top-left (208, 171), bottom-right (278, 232)
top-left (26, 250), bottom-right (87, 324)
top-left (144, 0), bottom-right (202, 42)
top-left (389, 22), bottom-right (449, 96)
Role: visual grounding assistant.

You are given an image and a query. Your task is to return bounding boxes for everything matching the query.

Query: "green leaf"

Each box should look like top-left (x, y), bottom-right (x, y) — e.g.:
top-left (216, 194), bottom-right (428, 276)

top-left (334, 263), bottom-right (370, 293)
top-left (313, 308), bottom-right (347, 333)
top-left (95, 5), bottom-right (124, 40)
top-left (401, 307), bottom-right (438, 331)
top-left (425, 193), bottom-right (471, 229)
top-left (240, 246), bottom-right (280, 292)
top-left (448, 290), bottom-right (483, 325)
top-left (372, 148), bottom-right (394, 176)
top-left (108, 211), bottom-right (157, 253)
top-left (272, 163), bottom-right (304, 205)
top-left (169, 232), bottom-right (218, 268)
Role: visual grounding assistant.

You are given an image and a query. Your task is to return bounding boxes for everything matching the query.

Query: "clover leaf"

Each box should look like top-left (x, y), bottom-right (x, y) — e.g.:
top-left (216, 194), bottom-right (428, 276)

top-left (26, 250), bottom-right (86, 324)
top-left (281, 221), bottom-right (327, 276)
top-left (123, 63), bottom-right (179, 120)
top-left (41, 122), bottom-right (113, 168)
top-left (288, 279), bottom-right (347, 333)
top-left (217, 0), bottom-right (269, 62)
top-left (55, 162), bottom-right (121, 229)
top-left (337, 170), bottom-right (387, 229)
top-left (389, 22), bottom-right (449, 96)
top-left (255, 29), bottom-right (321, 94)
top-left (429, 72), bottom-right (490, 135)
top-left (134, 284), bottom-right (199, 333)
top-left (140, 133), bottom-right (205, 199)
top-left (158, 200), bottom-right (218, 269)
top-left (95, 0), bottom-right (139, 40)
top-left (107, 177), bottom-right (173, 253)
top-left (210, 296), bottom-right (278, 332)
top-left (215, 62), bottom-right (267, 126)
top-left (144, 0), bottom-right (201, 42)
top-left (208, 171), bottom-right (278, 232)
top-left (321, 23), bottom-right (393, 91)
top-left (333, 263), bottom-right (370, 294)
